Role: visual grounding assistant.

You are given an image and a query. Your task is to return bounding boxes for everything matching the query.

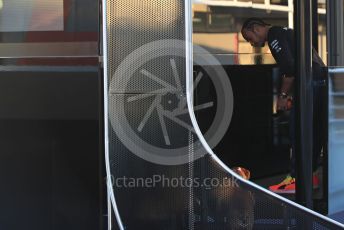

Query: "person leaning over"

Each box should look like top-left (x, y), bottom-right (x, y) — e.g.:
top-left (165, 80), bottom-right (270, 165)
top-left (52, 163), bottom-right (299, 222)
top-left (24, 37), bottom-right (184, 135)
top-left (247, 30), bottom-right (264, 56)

top-left (241, 17), bottom-right (325, 194)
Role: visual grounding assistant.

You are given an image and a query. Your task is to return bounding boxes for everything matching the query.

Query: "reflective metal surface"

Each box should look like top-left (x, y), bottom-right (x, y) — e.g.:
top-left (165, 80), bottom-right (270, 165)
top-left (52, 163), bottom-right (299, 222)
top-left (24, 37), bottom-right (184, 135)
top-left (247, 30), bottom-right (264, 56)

top-left (0, 42), bottom-right (98, 58)
top-left (329, 67), bottom-right (344, 215)
top-left (0, 1), bottom-right (102, 229)
top-left (0, 0), bottom-right (63, 32)
top-left (0, 0), bottom-right (98, 57)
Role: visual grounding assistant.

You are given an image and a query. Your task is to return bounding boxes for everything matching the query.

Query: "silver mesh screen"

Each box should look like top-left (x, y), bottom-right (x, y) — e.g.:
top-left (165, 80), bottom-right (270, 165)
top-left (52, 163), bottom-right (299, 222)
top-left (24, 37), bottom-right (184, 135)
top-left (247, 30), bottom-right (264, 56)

top-left (106, 1), bottom-right (191, 228)
top-left (107, 0), bottom-right (185, 94)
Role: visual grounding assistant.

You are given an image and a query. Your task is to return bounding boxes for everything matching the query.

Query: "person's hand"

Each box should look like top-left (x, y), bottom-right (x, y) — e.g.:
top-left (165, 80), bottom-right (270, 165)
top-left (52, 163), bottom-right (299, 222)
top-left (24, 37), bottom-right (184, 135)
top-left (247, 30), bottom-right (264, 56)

top-left (277, 97), bottom-right (289, 111)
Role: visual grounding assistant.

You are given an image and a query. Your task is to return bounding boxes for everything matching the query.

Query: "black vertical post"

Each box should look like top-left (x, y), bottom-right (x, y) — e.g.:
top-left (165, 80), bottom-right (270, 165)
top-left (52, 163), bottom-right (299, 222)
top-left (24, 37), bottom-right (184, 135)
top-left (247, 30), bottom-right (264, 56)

top-left (294, 0), bottom-right (314, 209)
top-left (312, 0), bottom-right (319, 52)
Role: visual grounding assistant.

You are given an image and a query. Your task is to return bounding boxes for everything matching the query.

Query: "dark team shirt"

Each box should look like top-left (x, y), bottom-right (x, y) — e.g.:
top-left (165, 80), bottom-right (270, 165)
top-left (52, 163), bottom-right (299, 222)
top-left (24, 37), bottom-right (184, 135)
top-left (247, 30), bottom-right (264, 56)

top-left (267, 26), bottom-right (325, 78)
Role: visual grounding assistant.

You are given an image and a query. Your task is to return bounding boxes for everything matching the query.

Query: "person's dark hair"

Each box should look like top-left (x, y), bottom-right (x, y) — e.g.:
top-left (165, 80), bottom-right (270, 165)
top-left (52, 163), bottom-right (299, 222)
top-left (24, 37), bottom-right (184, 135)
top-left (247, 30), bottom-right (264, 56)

top-left (241, 17), bottom-right (271, 33)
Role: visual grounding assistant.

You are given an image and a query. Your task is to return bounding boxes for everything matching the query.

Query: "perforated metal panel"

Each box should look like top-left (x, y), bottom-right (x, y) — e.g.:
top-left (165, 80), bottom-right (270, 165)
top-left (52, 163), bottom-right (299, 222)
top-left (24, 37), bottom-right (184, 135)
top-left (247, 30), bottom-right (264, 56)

top-left (105, 1), bottom-right (191, 229)
top-left (103, 0), bottom-right (344, 229)
top-left (106, 0), bottom-right (185, 93)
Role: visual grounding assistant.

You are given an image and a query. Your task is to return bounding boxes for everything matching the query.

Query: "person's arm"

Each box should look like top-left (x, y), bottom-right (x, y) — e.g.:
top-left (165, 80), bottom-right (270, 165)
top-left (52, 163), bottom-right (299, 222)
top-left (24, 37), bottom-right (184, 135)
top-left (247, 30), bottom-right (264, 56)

top-left (268, 28), bottom-right (295, 111)
top-left (277, 76), bottom-right (294, 111)
top-left (280, 75), bottom-right (294, 95)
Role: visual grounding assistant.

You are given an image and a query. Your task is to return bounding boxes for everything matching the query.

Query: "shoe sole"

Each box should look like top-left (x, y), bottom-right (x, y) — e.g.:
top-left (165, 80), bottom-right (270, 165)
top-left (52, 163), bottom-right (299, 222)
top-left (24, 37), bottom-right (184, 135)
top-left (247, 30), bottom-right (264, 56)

top-left (270, 186), bottom-right (319, 194)
top-left (270, 189), bottom-right (295, 194)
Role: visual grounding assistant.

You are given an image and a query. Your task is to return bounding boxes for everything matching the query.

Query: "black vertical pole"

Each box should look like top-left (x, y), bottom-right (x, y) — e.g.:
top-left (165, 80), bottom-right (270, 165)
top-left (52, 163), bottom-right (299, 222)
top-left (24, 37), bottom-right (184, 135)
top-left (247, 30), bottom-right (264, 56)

top-left (295, 0), bottom-right (314, 209)
top-left (312, 0), bottom-right (319, 52)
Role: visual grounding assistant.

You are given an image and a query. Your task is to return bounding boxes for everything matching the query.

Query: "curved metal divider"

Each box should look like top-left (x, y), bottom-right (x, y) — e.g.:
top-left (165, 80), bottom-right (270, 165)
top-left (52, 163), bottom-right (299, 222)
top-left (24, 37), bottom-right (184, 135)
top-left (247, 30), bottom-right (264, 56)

top-left (102, 0), bottom-right (125, 228)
